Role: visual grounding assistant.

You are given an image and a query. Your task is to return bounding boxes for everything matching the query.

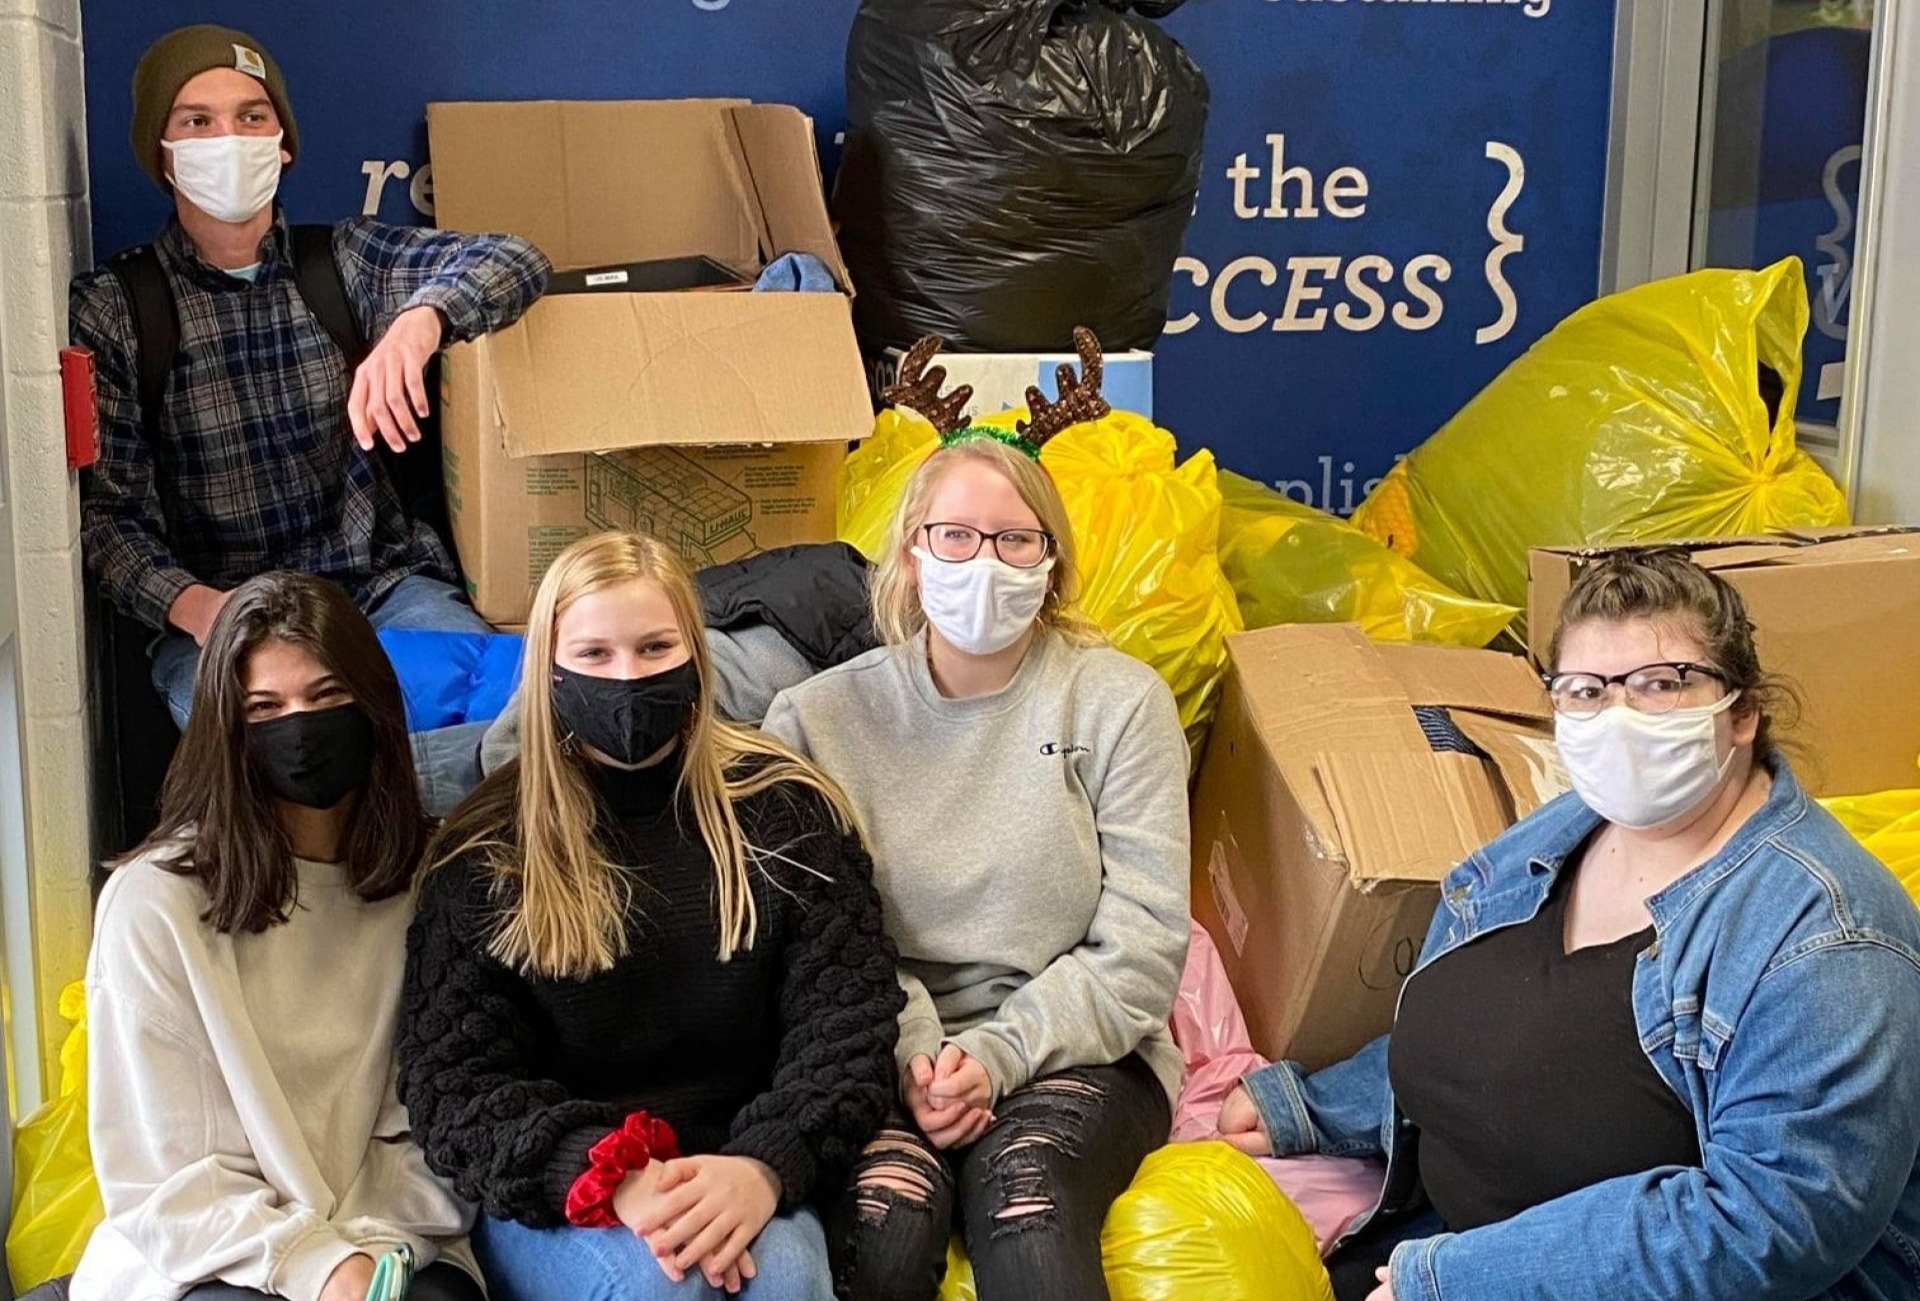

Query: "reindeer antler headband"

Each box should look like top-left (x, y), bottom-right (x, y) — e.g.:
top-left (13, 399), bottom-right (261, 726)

top-left (881, 328), bottom-right (1112, 459)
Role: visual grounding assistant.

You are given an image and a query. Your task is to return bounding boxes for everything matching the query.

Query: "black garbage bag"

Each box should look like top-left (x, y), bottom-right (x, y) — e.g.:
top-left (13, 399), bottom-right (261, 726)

top-left (834, 0), bottom-right (1209, 354)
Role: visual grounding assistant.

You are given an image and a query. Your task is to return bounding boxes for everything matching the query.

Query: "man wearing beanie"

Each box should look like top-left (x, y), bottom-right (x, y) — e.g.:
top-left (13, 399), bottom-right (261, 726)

top-left (68, 23), bottom-right (548, 813)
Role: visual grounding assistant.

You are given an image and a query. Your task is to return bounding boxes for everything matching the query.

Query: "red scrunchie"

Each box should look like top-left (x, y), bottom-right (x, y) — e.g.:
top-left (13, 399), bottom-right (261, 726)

top-left (564, 1111), bottom-right (683, 1228)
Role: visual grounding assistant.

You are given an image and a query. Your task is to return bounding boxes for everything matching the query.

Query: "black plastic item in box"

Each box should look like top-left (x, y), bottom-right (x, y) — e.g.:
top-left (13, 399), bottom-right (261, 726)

top-left (546, 255), bottom-right (751, 296)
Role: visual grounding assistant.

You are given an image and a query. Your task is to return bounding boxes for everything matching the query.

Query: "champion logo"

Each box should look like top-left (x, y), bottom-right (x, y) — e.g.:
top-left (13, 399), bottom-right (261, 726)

top-left (233, 45), bottom-right (266, 78)
top-left (1040, 742), bottom-right (1090, 757)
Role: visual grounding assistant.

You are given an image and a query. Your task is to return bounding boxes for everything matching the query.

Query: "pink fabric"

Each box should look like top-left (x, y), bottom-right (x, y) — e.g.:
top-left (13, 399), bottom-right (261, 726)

top-left (1171, 921), bottom-right (1384, 1254)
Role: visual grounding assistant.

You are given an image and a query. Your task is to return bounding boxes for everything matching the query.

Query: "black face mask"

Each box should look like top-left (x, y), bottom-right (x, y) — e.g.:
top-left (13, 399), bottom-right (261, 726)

top-left (248, 704), bottom-right (378, 810)
top-left (551, 661), bottom-right (700, 767)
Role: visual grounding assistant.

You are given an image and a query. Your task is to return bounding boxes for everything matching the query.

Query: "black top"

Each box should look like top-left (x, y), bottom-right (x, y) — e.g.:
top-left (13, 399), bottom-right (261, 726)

top-left (1388, 867), bottom-right (1702, 1232)
top-left (398, 754), bottom-right (905, 1226)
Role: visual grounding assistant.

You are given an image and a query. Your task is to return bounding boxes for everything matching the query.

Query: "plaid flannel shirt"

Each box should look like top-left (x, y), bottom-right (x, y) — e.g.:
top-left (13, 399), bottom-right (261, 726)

top-left (72, 211), bottom-right (551, 631)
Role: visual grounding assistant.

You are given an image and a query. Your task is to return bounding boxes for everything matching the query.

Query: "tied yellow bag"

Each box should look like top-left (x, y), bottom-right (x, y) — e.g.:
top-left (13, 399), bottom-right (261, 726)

top-left (936, 1142), bottom-right (1334, 1301)
top-left (1352, 258), bottom-right (1848, 635)
top-left (838, 407), bottom-right (1241, 759)
top-left (1041, 414), bottom-right (1241, 757)
top-left (8, 981), bottom-right (102, 1290)
top-left (1217, 470), bottom-right (1517, 646)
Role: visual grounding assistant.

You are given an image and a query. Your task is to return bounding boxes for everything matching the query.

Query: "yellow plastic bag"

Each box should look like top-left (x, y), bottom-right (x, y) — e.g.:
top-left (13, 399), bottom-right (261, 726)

top-left (8, 981), bottom-right (102, 1290)
top-left (1218, 471), bottom-right (1517, 646)
top-left (838, 409), bottom-right (1241, 758)
top-left (937, 1142), bottom-right (1334, 1301)
top-left (1352, 258), bottom-right (1848, 635)
top-left (940, 1236), bottom-right (977, 1300)
top-left (839, 407), bottom-right (941, 562)
top-left (1041, 415), bottom-right (1241, 757)
top-left (1823, 758), bottom-right (1920, 901)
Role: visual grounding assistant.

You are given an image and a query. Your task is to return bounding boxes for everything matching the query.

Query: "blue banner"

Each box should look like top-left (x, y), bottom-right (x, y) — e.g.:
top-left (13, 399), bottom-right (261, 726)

top-left (82, 0), bottom-right (1617, 513)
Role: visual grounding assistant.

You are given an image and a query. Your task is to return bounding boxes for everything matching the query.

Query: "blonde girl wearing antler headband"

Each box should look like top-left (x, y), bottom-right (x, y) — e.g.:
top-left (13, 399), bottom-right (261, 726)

top-left (762, 331), bottom-right (1191, 1301)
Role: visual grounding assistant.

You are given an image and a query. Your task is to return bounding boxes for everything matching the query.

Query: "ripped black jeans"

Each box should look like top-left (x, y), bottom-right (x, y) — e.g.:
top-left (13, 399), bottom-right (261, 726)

top-left (828, 1054), bottom-right (1168, 1301)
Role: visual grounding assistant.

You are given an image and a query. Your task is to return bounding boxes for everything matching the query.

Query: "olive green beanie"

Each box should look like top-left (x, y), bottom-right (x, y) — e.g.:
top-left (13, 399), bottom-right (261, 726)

top-left (129, 24), bottom-right (299, 189)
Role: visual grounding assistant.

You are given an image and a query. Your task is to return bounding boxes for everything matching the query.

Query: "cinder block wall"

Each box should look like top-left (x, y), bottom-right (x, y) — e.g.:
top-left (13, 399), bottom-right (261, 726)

top-left (0, 0), bottom-right (98, 1099)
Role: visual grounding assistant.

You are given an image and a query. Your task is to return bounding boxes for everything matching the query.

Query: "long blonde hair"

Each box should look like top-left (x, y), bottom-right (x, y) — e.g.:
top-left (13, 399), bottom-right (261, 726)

top-left (869, 438), bottom-right (1105, 649)
top-left (429, 532), bottom-right (855, 979)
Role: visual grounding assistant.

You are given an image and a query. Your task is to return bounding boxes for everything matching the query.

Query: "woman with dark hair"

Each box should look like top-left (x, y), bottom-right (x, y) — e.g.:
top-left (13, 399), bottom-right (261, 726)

top-left (1218, 548), bottom-right (1920, 1301)
top-left (63, 572), bottom-right (483, 1301)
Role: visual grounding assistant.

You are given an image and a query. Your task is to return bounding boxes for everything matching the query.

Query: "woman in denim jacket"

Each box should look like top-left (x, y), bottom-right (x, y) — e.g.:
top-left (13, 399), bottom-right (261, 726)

top-left (1219, 549), bottom-right (1920, 1301)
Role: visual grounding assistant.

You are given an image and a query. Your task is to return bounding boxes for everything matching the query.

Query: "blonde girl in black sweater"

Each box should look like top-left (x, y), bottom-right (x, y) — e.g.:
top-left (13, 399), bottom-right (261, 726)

top-left (398, 532), bottom-right (903, 1301)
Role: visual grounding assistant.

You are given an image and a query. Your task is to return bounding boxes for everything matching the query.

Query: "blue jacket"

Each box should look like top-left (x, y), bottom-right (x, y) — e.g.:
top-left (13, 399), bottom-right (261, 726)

top-left (1243, 763), bottom-right (1920, 1301)
top-left (378, 628), bottom-right (523, 731)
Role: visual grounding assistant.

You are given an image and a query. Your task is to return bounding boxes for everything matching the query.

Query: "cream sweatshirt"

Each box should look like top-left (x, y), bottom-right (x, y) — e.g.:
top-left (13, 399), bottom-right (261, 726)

top-left (71, 848), bottom-right (480, 1301)
top-left (764, 633), bottom-right (1192, 1108)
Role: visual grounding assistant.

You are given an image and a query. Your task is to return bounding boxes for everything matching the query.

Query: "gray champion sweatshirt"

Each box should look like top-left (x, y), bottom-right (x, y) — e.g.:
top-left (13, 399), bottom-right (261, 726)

top-left (762, 632), bottom-right (1191, 1107)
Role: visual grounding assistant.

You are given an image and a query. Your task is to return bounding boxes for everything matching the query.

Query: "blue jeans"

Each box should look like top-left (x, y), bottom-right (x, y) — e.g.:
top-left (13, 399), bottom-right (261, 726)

top-left (151, 575), bottom-right (494, 817)
top-left (473, 1210), bottom-right (833, 1301)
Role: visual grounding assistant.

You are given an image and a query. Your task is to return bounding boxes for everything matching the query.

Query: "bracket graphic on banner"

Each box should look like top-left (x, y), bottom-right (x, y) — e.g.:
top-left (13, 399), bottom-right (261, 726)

top-left (1479, 143), bottom-right (1527, 347)
top-left (81, 0), bottom-right (1618, 506)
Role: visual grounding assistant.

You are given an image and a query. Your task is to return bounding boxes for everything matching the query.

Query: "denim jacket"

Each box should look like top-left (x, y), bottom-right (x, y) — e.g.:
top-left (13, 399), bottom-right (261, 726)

top-left (1242, 763), bottom-right (1920, 1301)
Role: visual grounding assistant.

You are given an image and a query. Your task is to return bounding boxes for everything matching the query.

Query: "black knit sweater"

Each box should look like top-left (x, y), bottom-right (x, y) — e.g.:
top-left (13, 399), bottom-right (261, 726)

top-left (397, 755), bottom-right (904, 1226)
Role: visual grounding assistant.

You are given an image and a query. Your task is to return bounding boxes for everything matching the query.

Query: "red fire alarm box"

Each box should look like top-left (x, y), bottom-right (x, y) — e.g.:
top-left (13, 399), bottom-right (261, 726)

top-left (60, 346), bottom-right (98, 470)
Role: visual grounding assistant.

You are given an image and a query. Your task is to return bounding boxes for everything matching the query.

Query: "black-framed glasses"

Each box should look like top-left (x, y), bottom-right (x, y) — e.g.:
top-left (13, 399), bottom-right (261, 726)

top-left (1542, 661), bottom-right (1731, 718)
top-left (921, 522), bottom-right (1056, 569)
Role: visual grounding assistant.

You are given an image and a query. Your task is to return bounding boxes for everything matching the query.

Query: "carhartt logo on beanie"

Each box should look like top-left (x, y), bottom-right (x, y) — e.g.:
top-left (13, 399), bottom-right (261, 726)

top-left (129, 24), bottom-right (299, 190)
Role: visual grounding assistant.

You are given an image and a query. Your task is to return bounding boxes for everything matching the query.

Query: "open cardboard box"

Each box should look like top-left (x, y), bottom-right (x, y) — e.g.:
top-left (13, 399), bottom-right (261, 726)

top-left (429, 99), bottom-right (873, 624)
top-left (1530, 527), bottom-right (1920, 798)
top-left (1190, 624), bottom-right (1567, 1073)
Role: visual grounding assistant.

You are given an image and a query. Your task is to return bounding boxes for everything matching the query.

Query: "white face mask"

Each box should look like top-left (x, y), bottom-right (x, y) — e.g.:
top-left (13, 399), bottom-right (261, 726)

top-left (1554, 693), bottom-right (1740, 831)
top-left (163, 132), bottom-right (283, 224)
top-left (914, 547), bottom-right (1054, 657)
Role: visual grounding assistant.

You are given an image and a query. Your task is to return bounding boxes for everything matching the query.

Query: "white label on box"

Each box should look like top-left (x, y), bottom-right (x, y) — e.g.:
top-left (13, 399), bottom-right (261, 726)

top-left (1818, 361), bottom-right (1847, 402)
top-left (1209, 840), bottom-right (1250, 956)
top-left (585, 270), bottom-right (631, 288)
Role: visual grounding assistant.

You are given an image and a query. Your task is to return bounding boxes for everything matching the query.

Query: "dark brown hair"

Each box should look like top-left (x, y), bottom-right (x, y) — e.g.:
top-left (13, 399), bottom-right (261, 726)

top-left (1548, 547), bottom-right (1801, 767)
top-left (118, 571), bottom-right (428, 932)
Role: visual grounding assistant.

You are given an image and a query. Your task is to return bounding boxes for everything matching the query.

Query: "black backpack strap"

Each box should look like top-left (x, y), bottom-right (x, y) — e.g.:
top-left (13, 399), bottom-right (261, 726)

top-left (105, 245), bottom-right (178, 437)
top-left (287, 221), bottom-right (458, 561)
top-left (104, 227), bottom-right (367, 434)
top-left (289, 223), bottom-right (369, 368)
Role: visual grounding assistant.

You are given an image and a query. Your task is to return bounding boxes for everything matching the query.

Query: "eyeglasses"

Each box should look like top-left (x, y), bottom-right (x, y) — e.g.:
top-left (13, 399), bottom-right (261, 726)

top-left (1542, 661), bottom-right (1731, 718)
top-left (921, 522), bottom-right (1055, 569)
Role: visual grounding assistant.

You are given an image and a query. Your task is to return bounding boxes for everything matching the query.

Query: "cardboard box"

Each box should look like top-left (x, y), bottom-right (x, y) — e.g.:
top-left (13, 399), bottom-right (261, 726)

top-left (1529, 528), bottom-right (1920, 798)
top-left (1189, 624), bottom-right (1566, 1073)
top-left (871, 348), bottom-right (1155, 421)
top-left (429, 99), bottom-right (872, 623)
top-left (441, 345), bottom-right (844, 625)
